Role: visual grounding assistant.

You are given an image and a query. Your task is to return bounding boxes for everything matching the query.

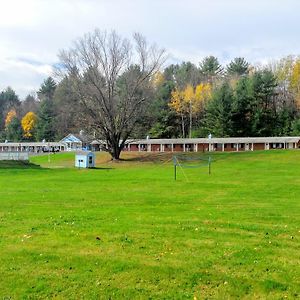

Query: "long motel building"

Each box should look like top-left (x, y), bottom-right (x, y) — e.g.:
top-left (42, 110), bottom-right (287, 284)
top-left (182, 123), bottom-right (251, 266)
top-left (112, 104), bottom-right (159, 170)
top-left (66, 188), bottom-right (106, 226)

top-left (94, 137), bottom-right (300, 153)
top-left (0, 136), bottom-right (300, 154)
top-left (0, 142), bottom-right (66, 153)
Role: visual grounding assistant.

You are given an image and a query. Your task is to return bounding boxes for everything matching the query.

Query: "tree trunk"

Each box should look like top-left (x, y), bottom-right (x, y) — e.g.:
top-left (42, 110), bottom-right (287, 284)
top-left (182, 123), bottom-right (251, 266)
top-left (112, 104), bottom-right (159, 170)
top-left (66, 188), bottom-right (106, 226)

top-left (108, 138), bottom-right (122, 160)
top-left (189, 101), bottom-right (192, 138)
top-left (181, 114), bottom-right (185, 138)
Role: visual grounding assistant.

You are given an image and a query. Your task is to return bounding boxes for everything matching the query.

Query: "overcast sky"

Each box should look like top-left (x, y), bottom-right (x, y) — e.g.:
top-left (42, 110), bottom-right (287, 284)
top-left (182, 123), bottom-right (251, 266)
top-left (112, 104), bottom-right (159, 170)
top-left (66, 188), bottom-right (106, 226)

top-left (1, 0), bottom-right (300, 99)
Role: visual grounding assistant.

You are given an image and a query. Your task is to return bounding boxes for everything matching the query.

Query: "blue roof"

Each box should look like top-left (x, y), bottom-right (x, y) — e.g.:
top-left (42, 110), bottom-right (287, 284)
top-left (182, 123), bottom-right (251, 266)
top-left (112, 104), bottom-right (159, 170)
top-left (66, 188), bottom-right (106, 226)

top-left (61, 134), bottom-right (82, 143)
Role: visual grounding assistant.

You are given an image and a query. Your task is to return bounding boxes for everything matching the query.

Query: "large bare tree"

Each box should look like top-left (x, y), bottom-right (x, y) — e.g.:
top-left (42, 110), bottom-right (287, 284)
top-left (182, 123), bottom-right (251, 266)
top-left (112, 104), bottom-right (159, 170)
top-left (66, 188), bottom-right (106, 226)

top-left (58, 29), bottom-right (166, 159)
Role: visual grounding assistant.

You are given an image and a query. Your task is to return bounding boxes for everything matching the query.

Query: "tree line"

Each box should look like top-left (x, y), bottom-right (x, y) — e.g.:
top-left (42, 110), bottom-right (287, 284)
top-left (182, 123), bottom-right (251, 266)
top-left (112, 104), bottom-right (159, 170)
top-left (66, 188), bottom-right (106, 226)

top-left (0, 77), bottom-right (79, 143)
top-left (1, 30), bottom-right (300, 159)
top-left (148, 56), bottom-right (300, 139)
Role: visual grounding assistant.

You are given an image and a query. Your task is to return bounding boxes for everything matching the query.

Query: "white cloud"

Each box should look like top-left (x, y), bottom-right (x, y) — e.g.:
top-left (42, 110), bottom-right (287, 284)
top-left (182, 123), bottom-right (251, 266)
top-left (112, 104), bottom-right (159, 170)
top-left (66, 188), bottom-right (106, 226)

top-left (1, 0), bottom-right (300, 98)
top-left (0, 0), bottom-right (37, 28)
top-left (0, 56), bottom-right (53, 97)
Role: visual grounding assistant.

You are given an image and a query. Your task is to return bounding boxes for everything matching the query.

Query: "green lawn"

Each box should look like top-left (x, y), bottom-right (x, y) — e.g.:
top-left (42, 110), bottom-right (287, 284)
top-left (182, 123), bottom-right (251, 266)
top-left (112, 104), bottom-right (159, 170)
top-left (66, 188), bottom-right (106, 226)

top-left (0, 150), bottom-right (299, 299)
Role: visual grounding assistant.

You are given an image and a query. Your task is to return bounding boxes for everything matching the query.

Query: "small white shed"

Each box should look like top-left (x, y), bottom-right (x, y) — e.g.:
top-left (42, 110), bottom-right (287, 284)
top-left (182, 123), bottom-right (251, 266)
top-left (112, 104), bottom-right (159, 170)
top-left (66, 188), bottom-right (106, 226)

top-left (75, 151), bottom-right (95, 168)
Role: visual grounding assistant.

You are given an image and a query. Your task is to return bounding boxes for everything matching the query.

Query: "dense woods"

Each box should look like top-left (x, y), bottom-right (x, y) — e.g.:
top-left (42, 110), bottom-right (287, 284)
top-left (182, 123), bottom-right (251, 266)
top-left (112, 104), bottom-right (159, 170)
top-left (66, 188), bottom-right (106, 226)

top-left (1, 53), bottom-right (300, 145)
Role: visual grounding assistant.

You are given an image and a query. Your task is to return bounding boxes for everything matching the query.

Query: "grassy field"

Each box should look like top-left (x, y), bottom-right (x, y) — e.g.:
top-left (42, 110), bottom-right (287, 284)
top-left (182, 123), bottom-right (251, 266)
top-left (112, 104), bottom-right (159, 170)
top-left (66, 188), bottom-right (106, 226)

top-left (0, 150), bottom-right (299, 299)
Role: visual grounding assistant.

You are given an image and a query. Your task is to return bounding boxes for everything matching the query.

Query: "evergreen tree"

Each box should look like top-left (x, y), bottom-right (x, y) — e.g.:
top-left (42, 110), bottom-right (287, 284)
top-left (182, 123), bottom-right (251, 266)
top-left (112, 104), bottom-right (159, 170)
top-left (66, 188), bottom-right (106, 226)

top-left (231, 76), bottom-right (253, 136)
top-left (203, 82), bottom-right (234, 137)
top-left (148, 81), bottom-right (181, 138)
top-left (275, 106), bottom-right (295, 136)
top-left (251, 70), bottom-right (277, 136)
top-left (292, 118), bottom-right (300, 135)
top-left (6, 117), bottom-right (22, 141)
top-left (226, 57), bottom-right (250, 76)
top-left (199, 56), bottom-right (223, 82)
top-left (174, 62), bottom-right (200, 88)
top-left (36, 99), bottom-right (56, 141)
top-left (52, 77), bottom-right (81, 139)
top-left (37, 77), bottom-right (56, 101)
top-left (36, 77), bottom-right (57, 141)
top-left (163, 64), bottom-right (180, 82)
top-left (0, 87), bottom-right (20, 131)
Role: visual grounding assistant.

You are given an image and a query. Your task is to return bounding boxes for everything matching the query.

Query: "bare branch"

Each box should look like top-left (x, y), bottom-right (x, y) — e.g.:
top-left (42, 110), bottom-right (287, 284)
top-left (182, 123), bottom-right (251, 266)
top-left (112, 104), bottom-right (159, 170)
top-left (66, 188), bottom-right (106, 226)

top-left (57, 29), bottom-right (167, 159)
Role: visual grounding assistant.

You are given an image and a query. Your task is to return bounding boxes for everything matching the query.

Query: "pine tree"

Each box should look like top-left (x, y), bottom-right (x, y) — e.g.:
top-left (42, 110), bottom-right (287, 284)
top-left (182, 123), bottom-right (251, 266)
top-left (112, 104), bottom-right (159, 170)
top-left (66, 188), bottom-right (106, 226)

top-left (37, 77), bottom-right (56, 101)
top-left (36, 77), bottom-right (57, 141)
top-left (199, 56), bottom-right (223, 82)
top-left (6, 117), bottom-right (22, 141)
top-left (36, 99), bottom-right (56, 141)
top-left (0, 87), bottom-right (20, 131)
top-left (203, 82), bottom-right (233, 137)
top-left (226, 57), bottom-right (250, 76)
top-left (231, 76), bottom-right (253, 136)
top-left (251, 70), bottom-right (277, 136)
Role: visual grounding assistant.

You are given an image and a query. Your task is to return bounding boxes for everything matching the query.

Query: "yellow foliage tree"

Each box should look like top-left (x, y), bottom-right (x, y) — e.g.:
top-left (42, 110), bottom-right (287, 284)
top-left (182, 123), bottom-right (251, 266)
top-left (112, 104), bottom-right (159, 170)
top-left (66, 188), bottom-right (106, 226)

top-left (169, 88), bottom-right (187, 137)
top-left (183, 84), bottom-right (196, 137)
top-left (169, 83), bottom-right (212, 137)
top-left (290, 59), bottom-right (300, 107)
top-left (21, 112), bottom-right (37, 138)
top-left (151, 71), bottom-right (165, 89)
top-left (274, 56), bottom-right (295, 83)
top-left (169, 89), bottom-right (185, 113)
top-left (5, 109), bottom-right (17, 127)
top-left (183, 84), bottom-right (195, 108)
top-left (196, 83), bottom-right (211, 98)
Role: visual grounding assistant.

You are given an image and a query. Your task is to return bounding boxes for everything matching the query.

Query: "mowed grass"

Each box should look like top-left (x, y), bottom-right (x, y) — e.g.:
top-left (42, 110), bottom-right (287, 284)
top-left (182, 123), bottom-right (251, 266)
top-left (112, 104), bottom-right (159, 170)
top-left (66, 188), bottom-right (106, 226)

top-left (0, 150), bottom-right (299, 299)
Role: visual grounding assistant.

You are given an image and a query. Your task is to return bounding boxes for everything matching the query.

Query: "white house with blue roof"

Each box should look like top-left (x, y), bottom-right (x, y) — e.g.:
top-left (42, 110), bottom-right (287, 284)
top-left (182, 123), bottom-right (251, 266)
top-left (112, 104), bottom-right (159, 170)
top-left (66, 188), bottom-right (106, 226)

top-left (60, 134), bottom-right (85, 151)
